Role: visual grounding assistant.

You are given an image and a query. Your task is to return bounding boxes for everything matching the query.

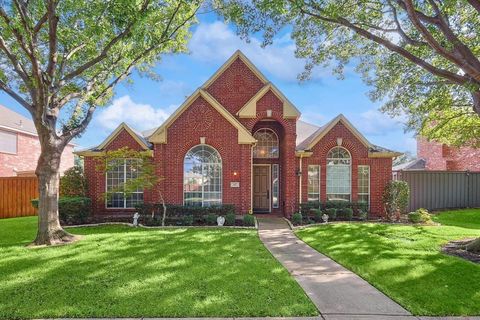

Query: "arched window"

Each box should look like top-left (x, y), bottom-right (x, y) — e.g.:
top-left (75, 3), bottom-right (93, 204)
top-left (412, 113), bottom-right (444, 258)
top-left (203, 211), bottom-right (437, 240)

top-left (326, 146), bottom-right (351, 201)
top-left (253, 128), bottom-right (279, 158)
top-left (184, 145), bottom-right (222, 207)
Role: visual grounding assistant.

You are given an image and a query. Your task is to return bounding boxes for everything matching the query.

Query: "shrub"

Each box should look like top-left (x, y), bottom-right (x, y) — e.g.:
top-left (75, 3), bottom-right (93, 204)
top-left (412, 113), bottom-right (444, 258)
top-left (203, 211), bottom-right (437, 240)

top-left (338, 207), bottom-right (353, 220)
top-left (313, 209), bottom-right (323, 222)
top-left (182, 214), bottom-right (194, 226)
top-left (243, 214), bottom-right (255, 226)
top-left (408, 208), bottom-right (432, 224)
top-left (31, 196), bottom-right (91, 224)
top-left (358, 209), bottom-right (368, 221)
top-left (225, 213), bottom-right (236, 226)
top-left (325, 208), bottom-right (337, 220)
top-left (60, 166), bottom-right (87, 197)
top-left (135, 203), bottom-right (235, 220)
top-left (206, 213), bottom-right (218, 225)
top-left (291, 212), bottom-right (303, 225)
top-left (383, 181), bottom-right (409, 221)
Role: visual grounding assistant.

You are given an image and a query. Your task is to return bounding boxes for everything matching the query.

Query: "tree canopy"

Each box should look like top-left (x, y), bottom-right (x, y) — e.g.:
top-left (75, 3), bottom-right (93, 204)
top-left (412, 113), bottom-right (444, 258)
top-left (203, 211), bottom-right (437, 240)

top-left (216, 0), bottom-right (480, 147)
top-left (0, 0), bottom-right (201, 147)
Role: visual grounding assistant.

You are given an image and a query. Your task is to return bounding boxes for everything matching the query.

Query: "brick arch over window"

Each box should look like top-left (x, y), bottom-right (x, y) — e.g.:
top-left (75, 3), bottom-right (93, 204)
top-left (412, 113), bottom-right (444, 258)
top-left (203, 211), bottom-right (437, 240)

top-left (241, 110), bottom-right (296, 132)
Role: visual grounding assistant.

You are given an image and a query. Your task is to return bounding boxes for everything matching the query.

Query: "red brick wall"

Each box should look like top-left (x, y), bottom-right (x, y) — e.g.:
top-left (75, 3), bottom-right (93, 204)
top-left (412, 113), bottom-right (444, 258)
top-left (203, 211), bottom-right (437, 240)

top-left (206, 57), bottom-right (264, 115)
top-left (153, 96), bottom-right (252, 213)
top-left (0, 131), bottom-right (74, 177)
top-left (417, 137), bottom-right (480, 172)
top-left (85, 128), bottom-right (153, 215)
top-left (300, 122), bottom-right (392, 216)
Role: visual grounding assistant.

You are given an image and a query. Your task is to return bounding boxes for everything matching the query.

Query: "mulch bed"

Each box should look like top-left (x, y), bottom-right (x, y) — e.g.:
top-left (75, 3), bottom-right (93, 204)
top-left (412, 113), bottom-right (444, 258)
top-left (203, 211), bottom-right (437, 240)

top-left (442, 238), bottom-right (480, 264)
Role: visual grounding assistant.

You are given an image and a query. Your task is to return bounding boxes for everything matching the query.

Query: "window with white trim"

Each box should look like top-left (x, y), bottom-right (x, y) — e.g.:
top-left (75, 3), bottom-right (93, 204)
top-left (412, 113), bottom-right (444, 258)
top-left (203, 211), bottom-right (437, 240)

top-left (0, 129), bottom-right (17, 154)
top-left (184, 145), bottom-right (222, 207)
top-left (253, 128), bottom-right (279, 158)
top-left (106, 159), bottom-right (143, 208)
top-left (272, 164), bottom-right (279, 208)
top-left (358, 165), bottom-right (370, 206)
top-left (308, 165), bottom-right (320, 202)
top-left (326, 147), bottom-right (351, 201)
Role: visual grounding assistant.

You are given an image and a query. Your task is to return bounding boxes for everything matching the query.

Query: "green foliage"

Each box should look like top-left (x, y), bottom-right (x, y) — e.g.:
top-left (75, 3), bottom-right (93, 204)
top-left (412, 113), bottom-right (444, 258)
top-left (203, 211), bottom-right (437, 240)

top-left (291, 213), bottom-right (303, 225)
top-left (225, 213), bottom-right (236, 226)
top-left (182, 214), bottom-right (194, 226)
top-left (383, 181), bottom-right (410, 221)
top-left (243, 214), bottom-right (255, 227)
top-left (358, 209), bottom-right (368, 221)
top-left (312, 209), bottom-right (323, 222)
top-left (337, 208), bottom-right (353, 220)
top-left (136, 203), bottom-right (236, 220)
top-left (408, 208), bottom-right (432, 224)
top-left (300, 201), bottom-right (368, 219)
top-left (60, 166), bottom-right (87, 197)
top-left (31, 197), bottom-right (91, 224)
top-left (206, 213), bottom-right (218, 225)
top-left (325, 208), bottom-right (337, 220)
top-left (216, 0), bottom-right (480, 147)
top-left (96, 147), bottom-right (160, 201)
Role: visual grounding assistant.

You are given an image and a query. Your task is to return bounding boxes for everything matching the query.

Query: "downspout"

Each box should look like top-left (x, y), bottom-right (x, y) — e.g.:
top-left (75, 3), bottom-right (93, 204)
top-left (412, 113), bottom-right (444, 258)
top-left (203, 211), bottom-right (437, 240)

top-left (250, 142), bottom-right (255, 214)
top-left (299, 154), bottom-right (303, 210)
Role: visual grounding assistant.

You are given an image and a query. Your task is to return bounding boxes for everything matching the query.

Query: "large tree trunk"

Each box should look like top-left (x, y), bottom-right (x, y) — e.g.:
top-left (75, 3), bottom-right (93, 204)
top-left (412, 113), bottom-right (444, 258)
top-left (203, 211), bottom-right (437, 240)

top-left (472, 90), bottom-right (480, 116)
top-left (466, 237), bottom-right (480, 254)
top-left (32, 143), bottom-right (76, 246)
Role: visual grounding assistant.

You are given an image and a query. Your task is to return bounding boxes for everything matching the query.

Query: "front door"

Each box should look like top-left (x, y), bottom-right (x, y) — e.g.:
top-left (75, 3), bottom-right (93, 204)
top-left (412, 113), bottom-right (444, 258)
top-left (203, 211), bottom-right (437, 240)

top-left (253, 165), bottom-right (270, 212)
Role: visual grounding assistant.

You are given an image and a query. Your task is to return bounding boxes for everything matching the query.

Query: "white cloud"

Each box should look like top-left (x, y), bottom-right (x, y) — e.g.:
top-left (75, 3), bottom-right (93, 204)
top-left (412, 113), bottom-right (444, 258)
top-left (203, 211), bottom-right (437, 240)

top-left (189, 21), bottom-right (323, 82)
top-left (351, 109), bottom-right (406, 136)
top-left (95, 95), bottom-right (173, 131)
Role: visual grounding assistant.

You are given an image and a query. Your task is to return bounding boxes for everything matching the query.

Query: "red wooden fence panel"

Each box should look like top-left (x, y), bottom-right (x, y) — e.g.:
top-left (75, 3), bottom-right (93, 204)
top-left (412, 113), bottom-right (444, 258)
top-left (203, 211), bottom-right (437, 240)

top-left (0, 177), bottom-right (38, 219)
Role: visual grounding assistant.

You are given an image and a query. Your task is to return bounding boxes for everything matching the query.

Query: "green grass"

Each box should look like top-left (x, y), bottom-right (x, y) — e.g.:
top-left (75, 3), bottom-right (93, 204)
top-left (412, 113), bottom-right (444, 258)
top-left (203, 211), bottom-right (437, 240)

top-left (0, 216), bottom-right (317, 319)
top-left (296, 209), bottom-right (480, 316)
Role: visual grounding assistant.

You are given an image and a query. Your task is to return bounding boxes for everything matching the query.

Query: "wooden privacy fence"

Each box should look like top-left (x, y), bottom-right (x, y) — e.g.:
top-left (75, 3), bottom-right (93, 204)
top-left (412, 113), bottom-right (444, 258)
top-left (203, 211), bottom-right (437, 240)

top-left (0, 177), bottom-right (38, 219)
top-left (394, 170), bottom-right (480, 212)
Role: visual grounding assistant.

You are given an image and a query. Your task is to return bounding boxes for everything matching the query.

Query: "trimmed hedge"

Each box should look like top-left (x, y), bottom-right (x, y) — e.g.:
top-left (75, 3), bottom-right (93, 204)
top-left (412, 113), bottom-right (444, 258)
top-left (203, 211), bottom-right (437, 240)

top-left (31, 197), bottom-right (91, 224)
top-left (300, 201), bottom-right (368, 221)
top-left (135, 203), bottom-right (236, 220)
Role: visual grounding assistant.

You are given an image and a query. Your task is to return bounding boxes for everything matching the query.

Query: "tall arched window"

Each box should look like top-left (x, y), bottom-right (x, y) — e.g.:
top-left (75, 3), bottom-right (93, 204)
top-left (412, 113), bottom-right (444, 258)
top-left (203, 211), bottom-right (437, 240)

top-left (326, 146), bottom-right (351, 201)
top-left (184, 145), bottom-right (222, 207)
top-left (253, 128), bottom-right (279, 158)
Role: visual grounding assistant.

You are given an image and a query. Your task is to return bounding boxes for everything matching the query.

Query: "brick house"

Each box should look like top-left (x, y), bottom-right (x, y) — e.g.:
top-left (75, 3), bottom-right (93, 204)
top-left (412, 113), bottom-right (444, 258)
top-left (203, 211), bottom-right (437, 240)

top-left (416, 137), bottom-right (480, 172)
top-left (0, 105), bottom-right (75, 177)
top-left (77, 51), bottom-right (400, 217)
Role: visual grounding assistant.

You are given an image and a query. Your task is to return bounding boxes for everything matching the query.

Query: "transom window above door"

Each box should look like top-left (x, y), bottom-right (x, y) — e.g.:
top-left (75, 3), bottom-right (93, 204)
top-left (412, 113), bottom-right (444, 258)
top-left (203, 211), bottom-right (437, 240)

top-left (253, 128), bottom-right (279, 158)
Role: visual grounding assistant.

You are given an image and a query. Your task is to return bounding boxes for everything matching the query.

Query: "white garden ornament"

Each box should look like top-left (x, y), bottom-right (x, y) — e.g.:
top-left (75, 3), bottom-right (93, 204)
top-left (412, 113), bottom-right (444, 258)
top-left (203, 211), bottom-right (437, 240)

top-left (322, 213), bottom-right (329, 223)
top-left (217, 216), bottom-right (225, 226)
top-left (133, 212), bottom-right (140, 226)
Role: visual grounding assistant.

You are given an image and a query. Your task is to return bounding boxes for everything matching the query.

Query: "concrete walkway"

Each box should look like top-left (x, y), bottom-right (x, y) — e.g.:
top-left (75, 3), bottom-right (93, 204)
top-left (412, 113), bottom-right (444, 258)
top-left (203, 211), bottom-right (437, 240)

top-left (257, 217), bottom-right (413, 320)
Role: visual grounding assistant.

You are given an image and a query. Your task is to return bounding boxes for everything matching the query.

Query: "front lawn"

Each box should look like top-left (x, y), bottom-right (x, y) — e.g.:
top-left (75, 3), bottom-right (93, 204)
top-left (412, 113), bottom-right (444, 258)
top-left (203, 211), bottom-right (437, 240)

top-left (296, 209), bottom-right (480, 316)
top-left (0, 216), bottom-right (317, 318)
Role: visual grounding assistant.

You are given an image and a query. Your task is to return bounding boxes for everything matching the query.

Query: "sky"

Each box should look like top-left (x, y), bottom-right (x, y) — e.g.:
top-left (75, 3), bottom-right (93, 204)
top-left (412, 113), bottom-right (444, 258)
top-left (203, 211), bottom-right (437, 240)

top-left (0, 13), bottom-right (417, 155)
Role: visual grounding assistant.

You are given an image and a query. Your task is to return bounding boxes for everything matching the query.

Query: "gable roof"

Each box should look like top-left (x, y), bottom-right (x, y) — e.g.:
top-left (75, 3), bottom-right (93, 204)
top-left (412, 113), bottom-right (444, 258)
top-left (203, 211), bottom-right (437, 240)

top-left (75, 122), bottom-right (151, 156)
top-left (202, 50), bottom-right (300, 120)
top-left (202, 50), bottom-right (269, 88)
top-left (296, 114), bottom-right (402, 158)
top-left (236, 83), bottom-right (301, 119)
top-left (393, 158), bottom-right (426, 171)
top-left (148, 89), bottom-right (256, 145)
top-left (0, 105), bottom-right (37, 135)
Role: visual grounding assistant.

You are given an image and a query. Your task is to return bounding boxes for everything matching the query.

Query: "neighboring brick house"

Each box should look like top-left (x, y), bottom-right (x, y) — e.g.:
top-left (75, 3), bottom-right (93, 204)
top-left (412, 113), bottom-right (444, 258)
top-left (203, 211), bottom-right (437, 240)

top-left (416, 137), bottom-right (480, 172)
top-left (77, 51), bottom-right (400, 217)
top-left (0, 105), bottom-right (75, 177)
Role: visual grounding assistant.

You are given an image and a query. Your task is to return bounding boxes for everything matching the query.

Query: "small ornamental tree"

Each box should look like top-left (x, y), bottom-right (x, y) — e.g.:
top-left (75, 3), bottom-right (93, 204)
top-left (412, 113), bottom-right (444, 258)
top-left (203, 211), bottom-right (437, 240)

top-left (0, 0), bottom-right (201, 245)
top-left (60, 165), bottom-right (87, 197)
top-left (95, 147), bottom-right (169, 225)
top-left (382, 180), bottom-right (409, 221)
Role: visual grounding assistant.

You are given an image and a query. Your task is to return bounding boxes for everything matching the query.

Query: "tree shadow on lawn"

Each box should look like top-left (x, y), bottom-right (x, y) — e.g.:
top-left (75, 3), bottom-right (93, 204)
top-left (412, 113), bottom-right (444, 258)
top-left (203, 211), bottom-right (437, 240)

top-left (0, 225), bottom-right (317, 318)
top-left (296, 223), bottom-right (480, 316)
